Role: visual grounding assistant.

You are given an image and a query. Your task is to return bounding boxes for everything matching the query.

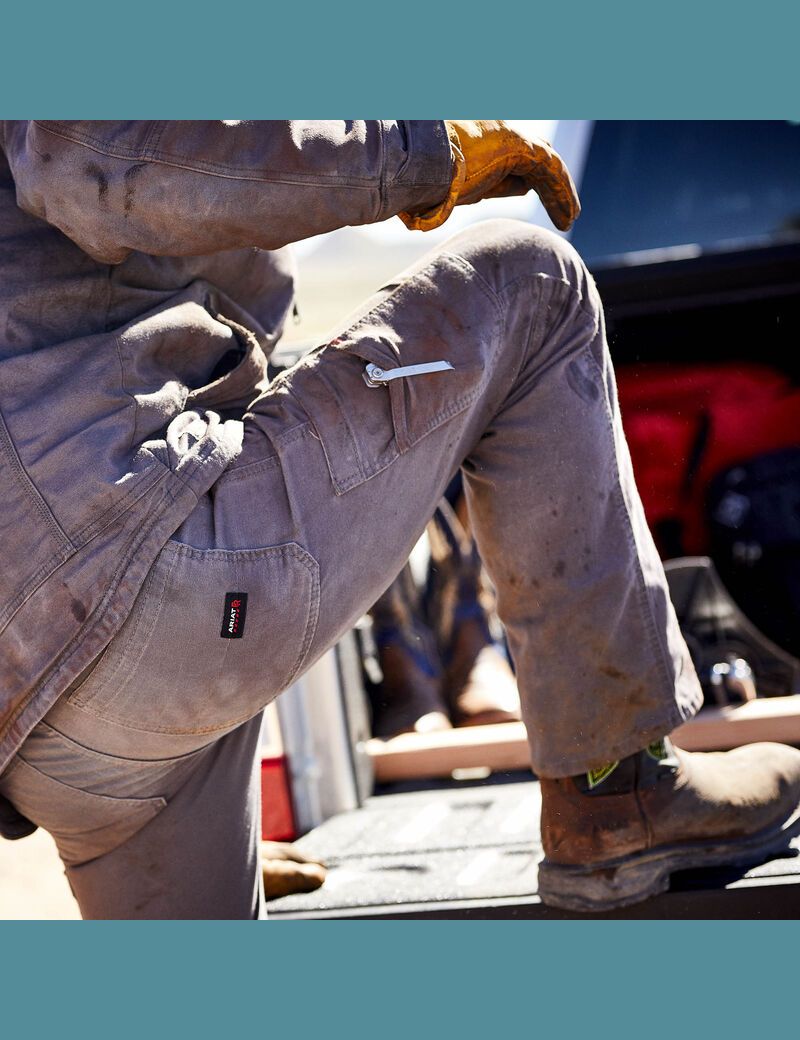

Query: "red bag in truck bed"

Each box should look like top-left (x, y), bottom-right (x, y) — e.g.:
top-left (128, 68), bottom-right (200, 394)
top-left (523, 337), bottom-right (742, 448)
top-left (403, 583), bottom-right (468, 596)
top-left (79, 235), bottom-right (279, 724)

top-left (616, 363), bottom-right (800, 557)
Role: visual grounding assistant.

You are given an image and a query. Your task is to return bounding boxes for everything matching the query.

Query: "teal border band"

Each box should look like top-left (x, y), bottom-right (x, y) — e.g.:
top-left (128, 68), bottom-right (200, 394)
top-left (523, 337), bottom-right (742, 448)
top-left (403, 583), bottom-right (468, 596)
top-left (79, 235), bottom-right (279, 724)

top-left (2, 920), bottom-right (796, 1036)
top-left (2, 1), bottom-right (798, 116)
top-left (2, 4), bottom-right (798, 1036)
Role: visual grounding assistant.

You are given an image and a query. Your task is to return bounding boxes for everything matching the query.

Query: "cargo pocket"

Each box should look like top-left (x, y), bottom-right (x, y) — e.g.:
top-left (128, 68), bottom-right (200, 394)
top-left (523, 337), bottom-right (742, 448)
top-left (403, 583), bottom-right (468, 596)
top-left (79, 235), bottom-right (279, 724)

top-left (0, 757), bottom-right (165, 867)
top-left (68, 540), bottom-right (319, 735)
top-left (286, 253), bottom-right (501, 495)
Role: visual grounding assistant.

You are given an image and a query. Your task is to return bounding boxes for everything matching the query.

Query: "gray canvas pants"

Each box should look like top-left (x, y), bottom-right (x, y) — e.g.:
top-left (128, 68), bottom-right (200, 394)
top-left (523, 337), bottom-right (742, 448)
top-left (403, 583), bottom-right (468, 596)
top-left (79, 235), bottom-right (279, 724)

top-left (0, 220), bottom-right (702, 918)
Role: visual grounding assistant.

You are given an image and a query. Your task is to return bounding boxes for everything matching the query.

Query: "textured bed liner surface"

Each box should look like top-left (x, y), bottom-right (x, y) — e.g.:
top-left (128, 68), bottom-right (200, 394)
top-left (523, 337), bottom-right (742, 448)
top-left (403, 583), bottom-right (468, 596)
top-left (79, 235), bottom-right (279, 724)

top-left (268, 777), bottom-right (800, 919)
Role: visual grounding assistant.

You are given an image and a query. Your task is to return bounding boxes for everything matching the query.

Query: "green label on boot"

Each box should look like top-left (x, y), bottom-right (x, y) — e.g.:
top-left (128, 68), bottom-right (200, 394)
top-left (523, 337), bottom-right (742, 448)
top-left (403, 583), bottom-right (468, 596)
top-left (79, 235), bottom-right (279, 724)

top-left (586, 761), bottom-right (620, 789)
top-left (646, 739), bottom-right (667, 762)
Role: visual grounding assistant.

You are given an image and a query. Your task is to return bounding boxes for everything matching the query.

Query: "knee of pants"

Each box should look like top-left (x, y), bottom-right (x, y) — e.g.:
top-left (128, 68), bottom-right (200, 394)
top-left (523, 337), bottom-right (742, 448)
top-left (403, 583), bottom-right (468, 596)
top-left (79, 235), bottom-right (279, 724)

top-left (441, 218), bottom-right (599, 314)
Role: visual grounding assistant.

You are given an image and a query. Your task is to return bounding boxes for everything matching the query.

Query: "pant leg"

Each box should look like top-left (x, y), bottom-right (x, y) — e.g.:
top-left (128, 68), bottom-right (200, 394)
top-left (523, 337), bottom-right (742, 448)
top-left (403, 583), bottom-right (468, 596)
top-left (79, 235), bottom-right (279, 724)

top-left (0, 218), bottom-right (701, 918)
top-left (0, 710), bottom-right (264, 919)
top-left (64, 715), bottom-right (265, 920)
top-left (206, 218), bottom-right (701, 777)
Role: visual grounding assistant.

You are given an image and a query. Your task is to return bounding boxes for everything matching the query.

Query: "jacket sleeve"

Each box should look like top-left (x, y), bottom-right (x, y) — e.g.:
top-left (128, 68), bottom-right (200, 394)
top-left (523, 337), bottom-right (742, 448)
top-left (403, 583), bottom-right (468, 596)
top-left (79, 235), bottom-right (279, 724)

top-left (2, 120), bottom-right (453, 263)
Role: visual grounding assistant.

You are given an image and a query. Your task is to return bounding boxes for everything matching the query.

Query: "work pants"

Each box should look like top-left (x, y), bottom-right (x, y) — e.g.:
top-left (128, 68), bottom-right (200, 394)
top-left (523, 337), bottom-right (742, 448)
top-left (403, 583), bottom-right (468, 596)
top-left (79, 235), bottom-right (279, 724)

top-left (0, 220), bottom-right (702, 918)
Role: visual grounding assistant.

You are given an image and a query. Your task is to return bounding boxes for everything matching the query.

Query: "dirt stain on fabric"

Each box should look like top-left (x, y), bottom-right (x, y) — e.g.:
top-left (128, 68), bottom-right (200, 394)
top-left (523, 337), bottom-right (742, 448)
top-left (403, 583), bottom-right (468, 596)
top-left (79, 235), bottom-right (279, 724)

top-left (85, 162), bottom-right (109, 207)
top-left (123, 163), bottom-right (147, 215)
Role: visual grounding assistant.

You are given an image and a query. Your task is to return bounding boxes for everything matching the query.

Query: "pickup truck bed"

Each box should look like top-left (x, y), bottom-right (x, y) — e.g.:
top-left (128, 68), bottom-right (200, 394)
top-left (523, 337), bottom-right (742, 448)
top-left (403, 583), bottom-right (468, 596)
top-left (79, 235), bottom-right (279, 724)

top-left (268, 775), bottom-right (800, 919)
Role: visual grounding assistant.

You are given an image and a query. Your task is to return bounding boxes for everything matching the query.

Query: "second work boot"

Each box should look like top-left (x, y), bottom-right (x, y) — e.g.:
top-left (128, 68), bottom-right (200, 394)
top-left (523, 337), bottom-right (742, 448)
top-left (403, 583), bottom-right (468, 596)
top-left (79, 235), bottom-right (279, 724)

top-left (426, 501), bottom-right (521, 727)
top-left (537, 739), bottom-right (800, 912)
top-left (369, 563), bottom-right (452, 739)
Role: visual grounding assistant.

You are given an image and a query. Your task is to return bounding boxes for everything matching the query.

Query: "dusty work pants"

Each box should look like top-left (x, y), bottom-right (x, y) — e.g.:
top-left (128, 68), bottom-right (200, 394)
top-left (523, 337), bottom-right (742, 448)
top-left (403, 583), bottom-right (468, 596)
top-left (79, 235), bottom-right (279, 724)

top-left (0, 220), bottom-right (702, 918)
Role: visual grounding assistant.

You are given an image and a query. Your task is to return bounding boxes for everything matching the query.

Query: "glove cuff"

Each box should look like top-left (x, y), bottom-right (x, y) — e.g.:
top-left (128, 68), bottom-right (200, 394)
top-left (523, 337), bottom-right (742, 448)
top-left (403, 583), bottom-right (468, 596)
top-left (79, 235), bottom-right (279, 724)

top-left (398, 122), bottom-right (467, 232)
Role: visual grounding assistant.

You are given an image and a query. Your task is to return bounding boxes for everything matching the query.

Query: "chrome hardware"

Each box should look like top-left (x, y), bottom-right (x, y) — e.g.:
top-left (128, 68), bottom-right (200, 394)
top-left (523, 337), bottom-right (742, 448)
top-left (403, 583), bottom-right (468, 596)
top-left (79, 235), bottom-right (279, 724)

top-left (363, 360), bottom-right (454, 387)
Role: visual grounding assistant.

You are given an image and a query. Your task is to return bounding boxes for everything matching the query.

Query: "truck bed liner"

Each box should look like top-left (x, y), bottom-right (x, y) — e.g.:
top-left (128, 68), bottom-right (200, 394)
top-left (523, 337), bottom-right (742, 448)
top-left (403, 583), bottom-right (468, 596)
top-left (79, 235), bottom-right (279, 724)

top-left (268, 777), bottom-right (800, 919)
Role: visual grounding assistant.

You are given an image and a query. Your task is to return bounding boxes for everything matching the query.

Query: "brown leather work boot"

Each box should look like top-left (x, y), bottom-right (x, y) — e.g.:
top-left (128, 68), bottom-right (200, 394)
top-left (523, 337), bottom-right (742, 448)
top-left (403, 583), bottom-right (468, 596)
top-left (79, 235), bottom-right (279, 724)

top-left (537, 739), bottom-right (800, 912)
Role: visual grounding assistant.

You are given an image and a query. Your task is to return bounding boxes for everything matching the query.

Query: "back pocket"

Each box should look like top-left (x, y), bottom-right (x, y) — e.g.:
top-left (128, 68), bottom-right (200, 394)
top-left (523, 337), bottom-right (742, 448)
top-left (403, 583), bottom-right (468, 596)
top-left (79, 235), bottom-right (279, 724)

top-left (69, 540), bottom-right (319, 735)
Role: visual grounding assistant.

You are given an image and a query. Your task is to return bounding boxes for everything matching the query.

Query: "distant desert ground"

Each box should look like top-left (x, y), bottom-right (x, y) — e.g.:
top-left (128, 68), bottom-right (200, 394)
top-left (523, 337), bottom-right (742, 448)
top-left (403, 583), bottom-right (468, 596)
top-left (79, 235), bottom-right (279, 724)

top-left (0, 829), bottom-right (79, 920)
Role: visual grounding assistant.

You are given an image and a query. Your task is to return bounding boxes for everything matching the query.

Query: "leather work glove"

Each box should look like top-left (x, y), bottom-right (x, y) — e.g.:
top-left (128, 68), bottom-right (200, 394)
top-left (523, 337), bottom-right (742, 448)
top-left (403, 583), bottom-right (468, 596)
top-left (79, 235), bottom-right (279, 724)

top-left (261, 840), bottom-right (327, 900)
top-left (399, 120), bottom-right (580, 233)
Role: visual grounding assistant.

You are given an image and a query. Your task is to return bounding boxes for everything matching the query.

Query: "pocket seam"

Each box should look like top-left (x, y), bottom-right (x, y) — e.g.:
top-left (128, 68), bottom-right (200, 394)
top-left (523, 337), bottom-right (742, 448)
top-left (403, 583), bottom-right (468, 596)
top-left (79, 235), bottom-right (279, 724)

top-left (295, 325), bottom-right (501, 495)
top-left (35, 720), bottom-right (208, 768)
top-left (288, 338), bottom-right (404, 496)
top-left (67, 541), bottom-right (321, 735)
top-left (5, 757), bottom-right (167, 866)
top-left (11, 756), bottom-right (167, 819)
top-left (69, 547), bottom-right (180, 713)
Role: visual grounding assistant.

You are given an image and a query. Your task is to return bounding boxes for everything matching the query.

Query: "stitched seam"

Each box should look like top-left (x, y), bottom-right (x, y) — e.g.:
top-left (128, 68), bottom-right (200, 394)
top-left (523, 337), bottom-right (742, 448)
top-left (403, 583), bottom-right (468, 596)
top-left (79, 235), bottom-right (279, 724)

top-left (74, 543), bottom-right (321, 735)
top-left (34, 122), bottom-right (427, 188)
top-left (463, 155), bottom-right (518, 185)
top-left (161, 540), bottom-right (313, 564)
top-left (438, 251), bottom-right (505, 319)
top-left (0, 544), bottom-right (74, 634)
top-left (273, 422), bottom-right (314, 449)
top-left (286, 384), bottom-right (366, 491)
top-left (0, 478), bottom-right (189, 747)
top-left (11, 756), bottom-right (165, 811)
top-left (218, 454), bottom-right (282, 484)
top-left (584, 342), bottom-right (677, 701)
top-left (0, 469), bottom-right (170, 635)
top-left (0, 550), bottom-right (74, 633)
top-left (113, 332), bottom-right (143, 453)
top-left (281, 549), bottom-right (321, 690)
top-left (37, 720), bottom-right (206, 767)
top-left (282, 252), bottom-right (504, 492)
top-left (71, 549), bottom-right (179, 713)
top-left (499, 278), bottom-right (593, 395)
top-left (0, 405), bottom-right (73, 549)
top-left (68, 466), bottom-right (167, 549)
top-left (497, 269), bottom-right (600, 328)
top-left (501, 275), bottom-right (548, 387)
top-left (376, 120), bottom-right (388, 221)
top-left (143, 120), bottom-right (164, 156)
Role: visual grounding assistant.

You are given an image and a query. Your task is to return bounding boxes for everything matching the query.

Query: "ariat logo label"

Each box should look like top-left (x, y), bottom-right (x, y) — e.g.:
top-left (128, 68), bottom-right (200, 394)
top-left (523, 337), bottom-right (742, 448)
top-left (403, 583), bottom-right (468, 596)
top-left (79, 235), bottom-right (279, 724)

top-left (587, 761), bottom-right (619, 790)
top-left (221, 592), bottom-right (248, 639)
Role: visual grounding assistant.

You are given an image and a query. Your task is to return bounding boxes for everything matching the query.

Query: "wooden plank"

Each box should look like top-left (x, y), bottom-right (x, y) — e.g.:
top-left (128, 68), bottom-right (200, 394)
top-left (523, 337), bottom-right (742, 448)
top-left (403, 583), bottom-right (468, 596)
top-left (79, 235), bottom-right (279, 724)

top-left (366, 696), bottom-right (800, 782)
top-left (672, 695), bottom-right (800, 751)
top-left (367, 722), bottom-right (529, 782)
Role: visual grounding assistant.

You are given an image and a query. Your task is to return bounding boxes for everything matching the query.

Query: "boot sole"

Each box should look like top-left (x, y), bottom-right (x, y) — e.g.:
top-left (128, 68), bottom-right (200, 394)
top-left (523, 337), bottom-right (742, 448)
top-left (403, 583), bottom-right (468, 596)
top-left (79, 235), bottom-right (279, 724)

top-left (537, 801), bottom-right (800, 913)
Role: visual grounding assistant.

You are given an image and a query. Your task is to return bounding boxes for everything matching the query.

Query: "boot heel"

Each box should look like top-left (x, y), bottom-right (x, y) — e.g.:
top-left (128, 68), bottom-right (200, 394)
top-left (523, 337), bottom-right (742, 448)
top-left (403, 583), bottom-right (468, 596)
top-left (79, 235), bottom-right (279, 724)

top-left (537, 856), bottom-right (671, 914)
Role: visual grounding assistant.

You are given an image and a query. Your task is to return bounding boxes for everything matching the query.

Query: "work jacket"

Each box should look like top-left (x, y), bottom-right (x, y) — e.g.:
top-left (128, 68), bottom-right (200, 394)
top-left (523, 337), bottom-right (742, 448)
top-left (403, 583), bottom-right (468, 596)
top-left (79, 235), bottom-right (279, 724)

top-left (0, 120), bottom-right (452, 774)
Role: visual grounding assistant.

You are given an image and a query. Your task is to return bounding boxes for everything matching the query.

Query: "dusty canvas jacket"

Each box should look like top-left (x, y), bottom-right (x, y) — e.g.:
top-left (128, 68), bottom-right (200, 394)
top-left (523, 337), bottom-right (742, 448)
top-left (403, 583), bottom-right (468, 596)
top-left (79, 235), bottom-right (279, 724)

top-left (0, 120), bottom-right (452, 773)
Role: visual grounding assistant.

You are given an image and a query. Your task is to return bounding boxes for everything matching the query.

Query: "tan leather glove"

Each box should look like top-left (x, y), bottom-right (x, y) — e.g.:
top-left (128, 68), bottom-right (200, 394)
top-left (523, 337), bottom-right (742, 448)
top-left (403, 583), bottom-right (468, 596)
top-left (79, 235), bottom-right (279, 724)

top-left (400, 120), bottom-right (580, 233)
